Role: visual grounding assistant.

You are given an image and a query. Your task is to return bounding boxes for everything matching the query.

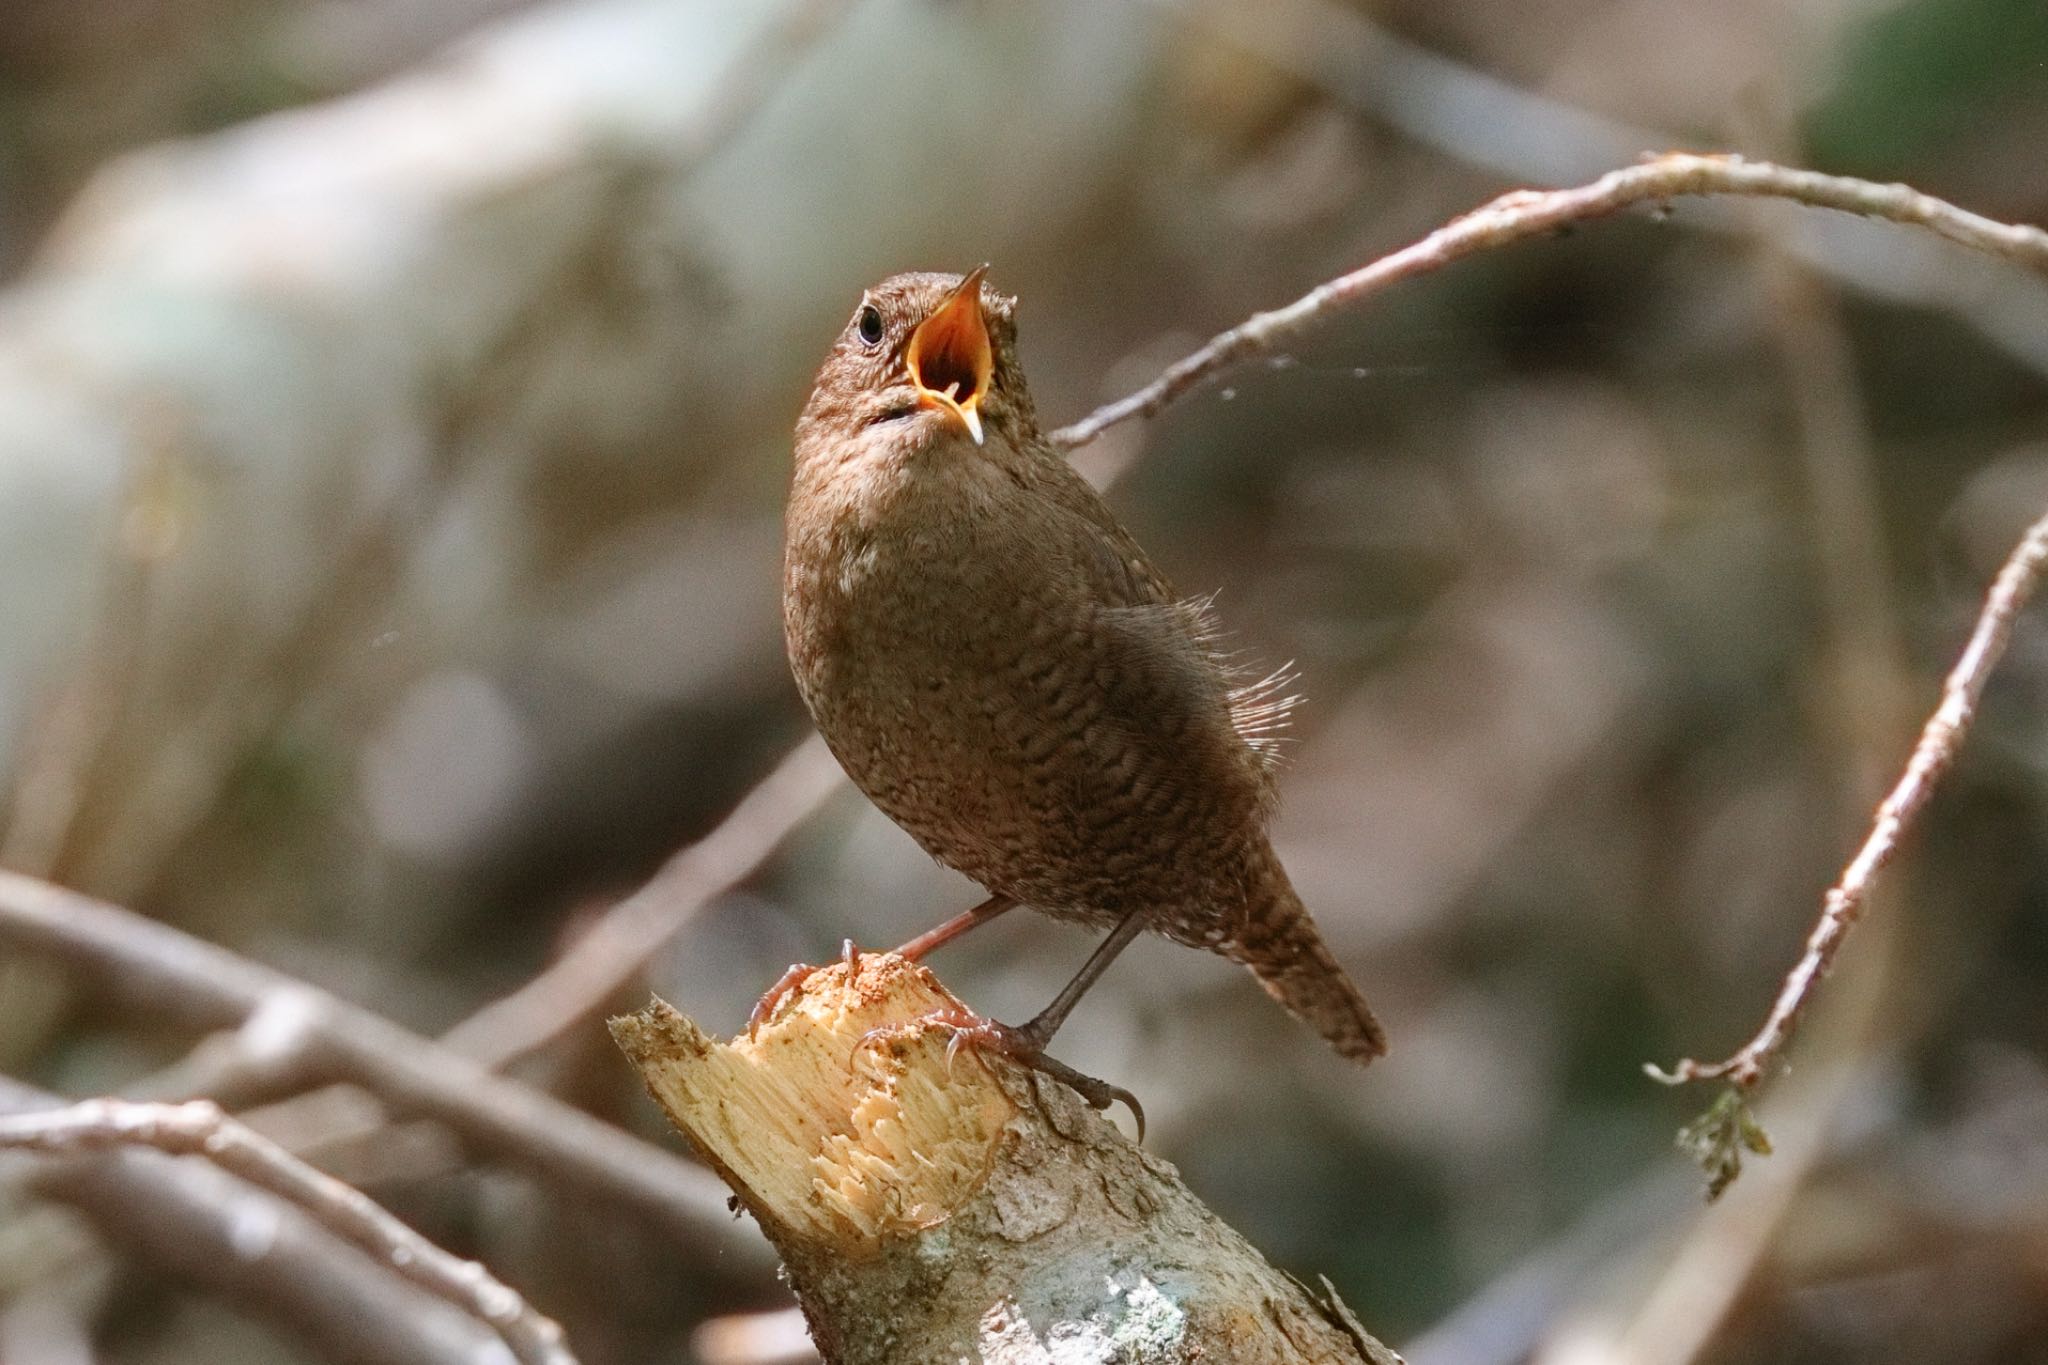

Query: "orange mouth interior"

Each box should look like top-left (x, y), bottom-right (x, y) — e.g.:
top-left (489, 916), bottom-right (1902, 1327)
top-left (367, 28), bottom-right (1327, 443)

top-left (905, 267), bottom-right (993, 445)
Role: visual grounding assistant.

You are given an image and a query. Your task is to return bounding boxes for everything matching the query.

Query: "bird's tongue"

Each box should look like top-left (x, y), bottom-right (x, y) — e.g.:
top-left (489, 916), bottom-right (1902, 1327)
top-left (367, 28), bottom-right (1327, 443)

top-left (906, 270), bottom-right (992, 445)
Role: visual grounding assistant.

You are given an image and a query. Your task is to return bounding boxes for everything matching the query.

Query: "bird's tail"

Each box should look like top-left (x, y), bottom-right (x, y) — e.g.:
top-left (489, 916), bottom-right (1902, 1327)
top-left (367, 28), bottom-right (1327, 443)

top-left (1233, 868), bottom-right (1387, 1063)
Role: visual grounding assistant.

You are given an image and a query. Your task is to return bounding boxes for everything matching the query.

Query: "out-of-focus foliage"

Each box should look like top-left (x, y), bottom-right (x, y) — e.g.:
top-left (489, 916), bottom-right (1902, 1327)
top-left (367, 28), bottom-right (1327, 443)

top-left (0, 0), bottom-right (2045, 1362)
top-left (1809, 0), bottom-right (2048, 175)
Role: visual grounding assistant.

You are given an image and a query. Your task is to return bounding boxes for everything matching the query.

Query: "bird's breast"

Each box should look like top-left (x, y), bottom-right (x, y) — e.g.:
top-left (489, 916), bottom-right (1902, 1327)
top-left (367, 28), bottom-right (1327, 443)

top-left (786, 467), bottom-right (1083, 858)
top-left (782, 439), bottom-right (1268, 925)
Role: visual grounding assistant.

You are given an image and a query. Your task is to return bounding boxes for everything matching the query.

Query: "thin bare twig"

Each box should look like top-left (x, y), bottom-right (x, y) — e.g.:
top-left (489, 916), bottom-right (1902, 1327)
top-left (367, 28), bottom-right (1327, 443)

top-left (1650, 507), bottom-right (2048, 1090)
top-left (1051, 152), bottom-right (2048, 449)
top-left (0, 1099), bottom-right (577, 1365)
top-left (0, 869), bottom-right (766, 1266)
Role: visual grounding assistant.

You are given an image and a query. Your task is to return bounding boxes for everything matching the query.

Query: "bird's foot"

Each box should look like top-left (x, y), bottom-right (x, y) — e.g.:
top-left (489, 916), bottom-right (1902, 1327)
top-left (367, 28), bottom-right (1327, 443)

top-left (748, 938), bottom-right (863, 1034)
top-left (853, 1008), bottom-right (1145, 1141)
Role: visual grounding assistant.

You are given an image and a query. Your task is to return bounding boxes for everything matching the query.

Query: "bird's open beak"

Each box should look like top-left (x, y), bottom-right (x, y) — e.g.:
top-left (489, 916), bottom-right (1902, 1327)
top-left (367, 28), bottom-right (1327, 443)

top-left (905, 266), bottom-right (993, 445)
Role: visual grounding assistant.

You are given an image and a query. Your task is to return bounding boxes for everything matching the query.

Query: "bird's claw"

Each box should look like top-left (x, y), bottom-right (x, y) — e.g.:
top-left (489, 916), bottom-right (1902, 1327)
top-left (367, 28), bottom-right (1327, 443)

top-left (747, 940), bottom-right (866, 1034)
top-left (850, 1008), bottom-right (1145, 1142)
top-left (748, 962), bottom-right (819, 1034)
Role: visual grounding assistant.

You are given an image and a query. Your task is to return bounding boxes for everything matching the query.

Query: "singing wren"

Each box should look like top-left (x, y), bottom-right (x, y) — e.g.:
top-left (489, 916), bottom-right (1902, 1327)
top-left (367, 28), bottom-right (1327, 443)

top-left (781, 268), bottom-right (1385, 1115)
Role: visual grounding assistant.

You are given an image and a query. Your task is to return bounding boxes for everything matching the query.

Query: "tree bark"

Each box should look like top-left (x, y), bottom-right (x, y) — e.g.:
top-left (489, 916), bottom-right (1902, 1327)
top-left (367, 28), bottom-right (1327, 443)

top-left (610, 954), bottom-right (1402, 1365)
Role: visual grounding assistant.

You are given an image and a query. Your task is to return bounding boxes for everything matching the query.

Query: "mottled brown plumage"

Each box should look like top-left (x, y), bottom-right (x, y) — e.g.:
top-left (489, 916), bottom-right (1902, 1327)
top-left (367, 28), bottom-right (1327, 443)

top-left (783, 269), bottom-right (1386, 1077)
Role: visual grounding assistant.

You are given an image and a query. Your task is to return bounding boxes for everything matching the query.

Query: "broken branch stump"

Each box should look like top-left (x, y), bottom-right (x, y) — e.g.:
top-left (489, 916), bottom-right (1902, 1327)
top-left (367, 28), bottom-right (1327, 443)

top-left (609, 952), bottom-right (1400, 1364)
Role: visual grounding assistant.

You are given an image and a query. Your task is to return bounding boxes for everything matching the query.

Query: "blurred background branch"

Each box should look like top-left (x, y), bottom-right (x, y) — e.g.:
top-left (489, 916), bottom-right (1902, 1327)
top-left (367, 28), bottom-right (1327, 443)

top-left (0, 868), bottom-right (759, 1257)
top-left (0, 1097), bottom-right (577, 1365)
top-left (0, 1078), bottom-right (510, 1365)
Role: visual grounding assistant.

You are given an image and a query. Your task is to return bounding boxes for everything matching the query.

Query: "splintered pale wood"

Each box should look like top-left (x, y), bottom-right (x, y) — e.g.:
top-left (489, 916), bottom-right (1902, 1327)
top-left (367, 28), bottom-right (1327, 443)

top-left (610, 954), bottom-right (1401, 1365)
top-left (613, 954), bottom-right (1012, 1244)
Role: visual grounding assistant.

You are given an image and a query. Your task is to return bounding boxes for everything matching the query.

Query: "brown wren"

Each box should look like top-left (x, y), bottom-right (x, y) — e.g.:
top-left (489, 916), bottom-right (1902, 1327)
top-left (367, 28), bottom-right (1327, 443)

top-left (779, 268), bottom-right (1385, 1119)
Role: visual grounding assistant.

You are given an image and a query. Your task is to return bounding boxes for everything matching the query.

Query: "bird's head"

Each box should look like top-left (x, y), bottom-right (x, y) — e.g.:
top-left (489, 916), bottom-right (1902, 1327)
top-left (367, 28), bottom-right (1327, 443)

top-left (798, 267), bottom-right (1034, 456)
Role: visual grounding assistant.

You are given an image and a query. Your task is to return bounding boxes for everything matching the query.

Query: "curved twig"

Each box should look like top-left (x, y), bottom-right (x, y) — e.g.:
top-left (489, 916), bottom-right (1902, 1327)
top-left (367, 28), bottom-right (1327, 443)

top-left (1651, 507), bottom-right (2048, 1089)
top-left (1052, 153), bottom-right (2048, 450)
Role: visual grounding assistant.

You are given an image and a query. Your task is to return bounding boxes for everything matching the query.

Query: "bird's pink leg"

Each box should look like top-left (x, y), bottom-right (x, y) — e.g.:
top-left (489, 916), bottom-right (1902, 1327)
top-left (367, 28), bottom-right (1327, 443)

top-left (748, 894), bottom-right (1017, 1034)
top-left (891, 893), bottom-right (1018, 961)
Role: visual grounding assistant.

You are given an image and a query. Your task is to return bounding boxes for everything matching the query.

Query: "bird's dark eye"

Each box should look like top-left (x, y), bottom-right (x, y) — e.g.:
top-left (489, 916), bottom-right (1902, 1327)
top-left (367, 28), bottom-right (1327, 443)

top-left (856, 304), bottom-right (885, 348)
